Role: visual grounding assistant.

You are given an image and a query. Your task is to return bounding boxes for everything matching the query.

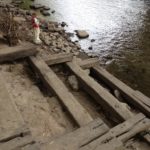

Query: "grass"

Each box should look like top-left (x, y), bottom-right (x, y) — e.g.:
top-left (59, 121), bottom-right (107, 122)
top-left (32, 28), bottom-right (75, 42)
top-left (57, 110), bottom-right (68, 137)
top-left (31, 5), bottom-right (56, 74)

top-left (20, 0), bottom-right (32, 10)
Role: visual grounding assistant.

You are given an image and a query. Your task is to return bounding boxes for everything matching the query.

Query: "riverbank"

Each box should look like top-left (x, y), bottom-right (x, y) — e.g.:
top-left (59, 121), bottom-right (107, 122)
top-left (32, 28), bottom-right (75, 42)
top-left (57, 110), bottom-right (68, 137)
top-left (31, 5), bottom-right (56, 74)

top-left (0, 1), bottom-right (150, 150)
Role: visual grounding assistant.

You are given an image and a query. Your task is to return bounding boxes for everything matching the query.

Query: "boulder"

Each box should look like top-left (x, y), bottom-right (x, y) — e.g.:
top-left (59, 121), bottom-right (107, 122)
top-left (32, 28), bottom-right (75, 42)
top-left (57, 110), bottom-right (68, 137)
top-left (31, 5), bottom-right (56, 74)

top-left (68, 75), bottom-right (79, 91)
top-left (76, 30), bottom-right (89, 38)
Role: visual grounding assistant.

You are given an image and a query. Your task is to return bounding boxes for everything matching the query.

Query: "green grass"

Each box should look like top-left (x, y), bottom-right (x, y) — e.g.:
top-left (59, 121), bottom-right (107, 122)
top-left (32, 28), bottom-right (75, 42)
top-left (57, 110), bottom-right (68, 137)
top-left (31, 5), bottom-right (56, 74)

top-left (20, 0), bottom-right (32, 10)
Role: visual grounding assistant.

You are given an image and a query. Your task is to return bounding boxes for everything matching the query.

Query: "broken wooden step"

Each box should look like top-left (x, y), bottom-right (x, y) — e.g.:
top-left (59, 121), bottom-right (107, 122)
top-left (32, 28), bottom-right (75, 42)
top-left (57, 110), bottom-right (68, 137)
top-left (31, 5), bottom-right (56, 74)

top-left (90, 66), bottom-right (150, 118)
top-left (29, 56), bottom-right (93, 127)
top-left (66, 62), bottom-right (133, 122)
top-left (0, 42), bottom-right (37, 63)
top-left (44, 53), bottom-right (73, 65)
top-left (80, 113), bottom-right (150, 150)
top-left (42, 118), bottom-right (109, 150)
top-left (45, 53), bottom-right (99, 69)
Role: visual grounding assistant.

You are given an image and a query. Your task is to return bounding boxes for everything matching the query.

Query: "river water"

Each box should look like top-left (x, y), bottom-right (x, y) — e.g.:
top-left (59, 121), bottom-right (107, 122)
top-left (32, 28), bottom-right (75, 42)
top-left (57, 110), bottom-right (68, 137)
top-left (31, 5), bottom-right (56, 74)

top-left (36, 0), bottom-right (150, 97)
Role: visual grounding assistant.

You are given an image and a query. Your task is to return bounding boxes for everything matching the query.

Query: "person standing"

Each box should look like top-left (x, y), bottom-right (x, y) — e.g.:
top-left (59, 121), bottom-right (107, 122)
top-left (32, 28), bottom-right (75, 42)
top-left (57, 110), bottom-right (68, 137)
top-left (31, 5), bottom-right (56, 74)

top-left (32, 13), bottom-right (42, 44)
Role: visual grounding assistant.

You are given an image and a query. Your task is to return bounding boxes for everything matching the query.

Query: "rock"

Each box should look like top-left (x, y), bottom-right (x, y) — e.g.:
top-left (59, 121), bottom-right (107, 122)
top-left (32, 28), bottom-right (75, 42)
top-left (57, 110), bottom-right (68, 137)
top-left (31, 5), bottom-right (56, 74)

top-left (67, 32), bottom-right (74, 37)
top-left (43, 6), bottom-right (50, 10)
top-left (61, 22), bottom-right (67, 27)
top-left (76, 30), bottom-right (89, 38)
top-left (26, 11), bottom-right (32, 16)
top-left (73, 52), bottom-right (79, 56)
top-left (51, 10), bottom-right (55, 14)
top-left (88, 46), bottom-right (93, 50)
top-left (103, 54), bottom-right (112, 60)
top-left (41, 10), bottom-right (50, 16)
top-left (13, 16), bottom-right (26, 24)
top-left (68, 75), bottom-right (79, 91)
top-left (114, 89), bottom-right (124, 102)
top-left (14, 0), bottom-right (23, 5)
top-left (53, 48), bottom-right (60, 53)
top-left (84, 69), bottom-right (90, 75)
top-left (30, 4), bottom-right (44, 9)
top-left (91, 39), bottom-right (95, 42)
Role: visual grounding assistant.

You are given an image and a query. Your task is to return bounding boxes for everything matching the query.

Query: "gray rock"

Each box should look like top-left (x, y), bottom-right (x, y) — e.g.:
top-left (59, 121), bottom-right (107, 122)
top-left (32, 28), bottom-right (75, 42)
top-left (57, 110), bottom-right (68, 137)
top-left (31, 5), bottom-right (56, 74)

top-left (61, 22), bottom-right (67, 27)
top-left (68, 75), bottom-right (79, 91)
top-left (14, 0), bottom-right (23, 5)
top-left (42, 10), bottom-right (50, 16)
top-left (51, 10), bottom-right (55, 13)
top-left (88, 46), bottom-right (93, 50)
top-left (76, 30), bottom-right (89, 38)
top-left (30, 4), bottom-right (44, 9)
top-left (43, 6), bottom-right (50, 10)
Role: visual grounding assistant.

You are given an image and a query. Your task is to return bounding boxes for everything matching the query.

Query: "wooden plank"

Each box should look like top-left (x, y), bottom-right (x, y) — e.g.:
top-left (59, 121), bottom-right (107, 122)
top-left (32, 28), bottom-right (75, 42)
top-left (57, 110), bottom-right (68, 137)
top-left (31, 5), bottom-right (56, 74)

top-left (42, 118), bottom-right (109, 150)
top-left (66, 62), bottom-right (133, 122)
top-left (93, 138), bottom-right (124, 150)
top-left (79, 58), bottom-right (99, 69)
top-left (0, 43), bottom-right (37, 63)
top-left (0, 125), bottom-right (30, 143)
top-left (91, 66), bottom-right (150, 118)
top-left (21, 143), bottom-right (41, 150)
top-left (28, 56), bottom-right (93, 126)
top-left (44, 53), bottom-right (73, 65)
top-left (45, 54), bottom-right (99, 69)
top-left (0, 74), bottom-right (27, 141)
top-left (0, 135), bottom-right (34, 150)
top-left (80, 113), bottom-right (150, 150)
top-left (91, 66), bottom-right (150, 143)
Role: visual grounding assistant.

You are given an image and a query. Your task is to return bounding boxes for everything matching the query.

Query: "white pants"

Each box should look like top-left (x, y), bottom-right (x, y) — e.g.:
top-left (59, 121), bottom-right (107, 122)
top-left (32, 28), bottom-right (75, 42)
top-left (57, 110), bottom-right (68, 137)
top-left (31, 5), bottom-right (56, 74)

top-left (33, 28), bottom-right (41, 44)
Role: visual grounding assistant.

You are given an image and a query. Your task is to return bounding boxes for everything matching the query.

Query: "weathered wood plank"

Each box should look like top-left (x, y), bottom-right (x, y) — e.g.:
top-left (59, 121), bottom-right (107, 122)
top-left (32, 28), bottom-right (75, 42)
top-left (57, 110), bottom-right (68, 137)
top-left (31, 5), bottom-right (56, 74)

top-left (66, 62), bottom-right (133, 122)
top-left (0, 135), bottom-right (34, 150)
top-left (44, 53), bottom-right (73, 65)
top-left (29, 57), bottom-right (93, 126)
top-left (91, 66), bottom-right (150, 117)
top-left (80, 113), bottom-right (150, 150)
top-left (21, 143), bottom-right (41, 150)
top-left (0, 125), bottom-right (30, 143)
top-left (0, 43), bottom-right (37, 63)
top-left (0, 74), bottom-right (27, 142)
top-left (42, 118), bottom-right (109, 150)
top-left (93, 138), bottom-right (124, 150)
top-left (78, 58), bottom-right (99, 69)
top-left (45, 54), bottom-right (99, 69)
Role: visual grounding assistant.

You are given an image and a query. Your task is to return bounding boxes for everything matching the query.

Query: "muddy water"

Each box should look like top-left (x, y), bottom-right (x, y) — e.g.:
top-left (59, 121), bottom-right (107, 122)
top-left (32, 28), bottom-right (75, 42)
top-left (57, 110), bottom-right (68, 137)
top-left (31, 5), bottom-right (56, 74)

top-left (36, 0), bottom-right (150, 97)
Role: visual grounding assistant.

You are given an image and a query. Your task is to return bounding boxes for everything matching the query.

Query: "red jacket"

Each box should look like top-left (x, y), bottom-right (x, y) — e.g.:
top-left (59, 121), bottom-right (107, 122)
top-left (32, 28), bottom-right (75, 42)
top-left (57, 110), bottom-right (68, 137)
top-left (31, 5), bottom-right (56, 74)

top-left (32, 17), bottom-right (40, 28)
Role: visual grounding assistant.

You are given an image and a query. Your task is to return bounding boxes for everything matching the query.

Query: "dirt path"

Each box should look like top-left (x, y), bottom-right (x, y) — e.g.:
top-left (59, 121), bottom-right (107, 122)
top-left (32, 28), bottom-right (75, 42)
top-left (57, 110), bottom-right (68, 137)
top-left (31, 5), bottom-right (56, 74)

top-left (0, 62), bottom-right (76, 141)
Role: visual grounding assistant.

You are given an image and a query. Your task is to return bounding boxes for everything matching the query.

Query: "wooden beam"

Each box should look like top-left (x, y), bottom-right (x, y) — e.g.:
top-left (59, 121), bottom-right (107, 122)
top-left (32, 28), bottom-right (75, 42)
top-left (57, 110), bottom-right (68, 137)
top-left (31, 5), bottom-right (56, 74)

top-left (78, 58), bottom-right (99, 69)
top-left (0, 125), bottom-right (30, 143)
top-left (93, 138), bottom-right (124, 150)
top-left (42, 118), bottom-right (109, 150)
top-left (28, 57), bottom-right (93, 127)
top-left (66, 62), bottom-right (133, 122)
top-left (44, 53), bottom-right (73, 66)
top-left (80, 113), bottom-right (150, 150)
top-left (45, 54), bottom-right (99, 69)
top-left (0, 135), bottom-right (34, 150)
top-left (90, 66), bottom-right (150, 118)
top-left (0, 43), bottom-right (37, 63)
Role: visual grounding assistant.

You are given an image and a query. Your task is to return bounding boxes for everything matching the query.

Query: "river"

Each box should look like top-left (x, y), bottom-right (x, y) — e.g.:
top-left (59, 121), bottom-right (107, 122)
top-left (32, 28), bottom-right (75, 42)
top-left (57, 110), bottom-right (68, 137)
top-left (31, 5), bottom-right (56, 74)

top-left (35, 0), bottom-right (150, 97)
